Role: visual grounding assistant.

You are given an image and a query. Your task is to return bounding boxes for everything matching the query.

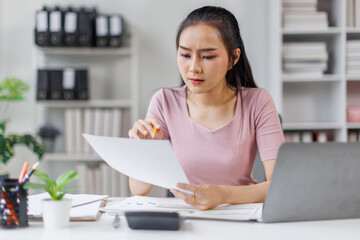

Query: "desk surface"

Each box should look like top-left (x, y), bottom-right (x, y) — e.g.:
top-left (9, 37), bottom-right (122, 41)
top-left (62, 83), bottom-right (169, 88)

top-left (2, 198), bottom-right (360, 240)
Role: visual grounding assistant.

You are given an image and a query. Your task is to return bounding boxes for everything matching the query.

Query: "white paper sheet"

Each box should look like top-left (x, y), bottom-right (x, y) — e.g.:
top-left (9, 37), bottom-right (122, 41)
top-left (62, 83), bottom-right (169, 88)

top-left (82, 134), bottom-right (190, 191)
top-left (100, 196), bottom-right (263, 221)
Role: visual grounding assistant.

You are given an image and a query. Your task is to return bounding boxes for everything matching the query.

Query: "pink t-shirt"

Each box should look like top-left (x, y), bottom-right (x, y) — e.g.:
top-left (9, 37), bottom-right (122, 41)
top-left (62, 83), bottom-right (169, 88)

top-left (146, 86), bottom-right (284, 186)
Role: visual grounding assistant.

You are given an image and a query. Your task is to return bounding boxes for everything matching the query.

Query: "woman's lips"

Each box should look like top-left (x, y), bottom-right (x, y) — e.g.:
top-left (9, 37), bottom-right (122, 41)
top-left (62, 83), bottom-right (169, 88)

top-left (189, 78), bottom-right (204, 85)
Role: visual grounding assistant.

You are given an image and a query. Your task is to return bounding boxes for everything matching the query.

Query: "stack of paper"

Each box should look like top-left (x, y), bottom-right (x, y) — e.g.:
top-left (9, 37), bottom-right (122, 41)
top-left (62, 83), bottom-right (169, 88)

top-left (347, 40), bottom-right (360, 76)
top-left (100, 196), bottom-right (263, 221)
top-left (283, 42), bottom-right (328, 78)
top-left (282, 0), bottom-right (329, 30)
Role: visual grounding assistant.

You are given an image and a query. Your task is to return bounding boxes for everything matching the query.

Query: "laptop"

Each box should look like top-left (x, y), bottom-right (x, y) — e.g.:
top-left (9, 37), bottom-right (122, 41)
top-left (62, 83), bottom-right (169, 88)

top-left (262, 142), bottom-right (360, 222)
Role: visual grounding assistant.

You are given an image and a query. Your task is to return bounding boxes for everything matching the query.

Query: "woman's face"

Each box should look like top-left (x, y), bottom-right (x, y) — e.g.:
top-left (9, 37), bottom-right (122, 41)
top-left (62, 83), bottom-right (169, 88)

top-left (177, 23), bottom-right (231, 94)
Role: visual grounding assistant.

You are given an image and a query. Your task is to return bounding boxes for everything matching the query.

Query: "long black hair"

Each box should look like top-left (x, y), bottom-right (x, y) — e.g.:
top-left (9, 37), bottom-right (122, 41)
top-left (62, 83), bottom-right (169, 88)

top-left (176, 6), bottom-right (257, 91)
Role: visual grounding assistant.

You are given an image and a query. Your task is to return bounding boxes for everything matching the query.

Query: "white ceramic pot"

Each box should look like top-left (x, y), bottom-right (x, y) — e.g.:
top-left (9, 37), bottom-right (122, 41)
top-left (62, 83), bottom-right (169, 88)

top-left (42, 198), bottom-right (72, 229)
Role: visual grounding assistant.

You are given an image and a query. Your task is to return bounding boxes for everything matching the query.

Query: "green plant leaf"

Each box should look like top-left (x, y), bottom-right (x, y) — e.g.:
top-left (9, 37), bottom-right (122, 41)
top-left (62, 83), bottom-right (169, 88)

top-left (56, 170), bottom-right (81, 192)
top-left (33, 170), bottom-right (55, 186)
top-left (55, 193), bottom-right (66, 200)
top-left (23, 182), bottom-right (46, 190)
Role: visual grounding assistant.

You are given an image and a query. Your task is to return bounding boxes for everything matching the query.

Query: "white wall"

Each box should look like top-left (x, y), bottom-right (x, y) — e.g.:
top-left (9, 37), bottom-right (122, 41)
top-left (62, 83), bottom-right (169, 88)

top-left (0, 0), bottom-right (270, 183)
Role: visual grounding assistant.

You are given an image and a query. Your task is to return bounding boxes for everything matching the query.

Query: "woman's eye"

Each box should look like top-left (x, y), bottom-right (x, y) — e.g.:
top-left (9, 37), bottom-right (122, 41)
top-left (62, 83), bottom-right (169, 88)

top-left (203, 56), bottom-right (216, 60)
top-left (180, 53), bottom-right (191, 58)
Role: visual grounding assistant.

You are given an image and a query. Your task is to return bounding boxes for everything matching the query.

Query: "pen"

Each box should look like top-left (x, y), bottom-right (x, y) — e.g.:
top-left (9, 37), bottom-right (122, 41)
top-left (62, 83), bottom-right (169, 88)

top-left (18, 161), bottom-right (29, 183)
top-left (153, 126), bottom-right (157, 135)
top-left (113, 214), bottom-right (120, 229)
top-left (21, 161), bottom-right (40, 185)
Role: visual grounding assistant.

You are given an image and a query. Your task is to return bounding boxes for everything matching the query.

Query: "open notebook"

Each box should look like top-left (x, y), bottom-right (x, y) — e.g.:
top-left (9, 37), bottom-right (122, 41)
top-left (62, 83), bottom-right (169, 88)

top-left (100, 196), bottom-right (263, 221)
top-left (28, 193), bottom-right (108, 221)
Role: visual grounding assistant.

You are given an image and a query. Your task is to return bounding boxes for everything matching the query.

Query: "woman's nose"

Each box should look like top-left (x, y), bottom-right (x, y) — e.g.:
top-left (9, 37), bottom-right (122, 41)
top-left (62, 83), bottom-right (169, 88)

top-left (189, 57), bottom-right (201, 73)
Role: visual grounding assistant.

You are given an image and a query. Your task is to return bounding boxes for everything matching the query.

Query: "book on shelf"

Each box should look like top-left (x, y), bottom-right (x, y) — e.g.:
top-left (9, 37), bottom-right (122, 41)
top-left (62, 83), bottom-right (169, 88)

top-left (301, 131), bottom-right (313, 143)
top-left (111, 168), bottom-right (120, 197)
top-left (94, 164), bottom-right (102, 196)
top-left (82, 108), bottom-right (95, 154)
top-left (347, 70), bottom-right (360, 76)
top-left (75, 108), bottom-right (83, 153)
top-left (93, 108), bottom-right (105, 136)
top-left (348, 131), bottom-right (358, 142)
top-left (103, 109), bottom-right (114, 137)
top-left (100, 163), bottom-right (112, 195)
top-left (76, 163), bottom-right (87, 194)
top-left (282, 0), bottom-right (317, 9)
top-left (356, 0), bottom-right (360, 27)
top-left (282, 71), bottom-right (324, 78)
top-left (65, 108), bottom-right (75, 153)
top-left (120, 173), bottom-right (129, 197)
top-left (347, 0), bottom-right (355, 27)
top-left (346, 40), bottom-right (360, 49)
top-left (112, 108), bottom-right (123, 137)
top-left (283, 42), bottom-right (327, 50)
top-left (284, 62), bottom-right (327, 71)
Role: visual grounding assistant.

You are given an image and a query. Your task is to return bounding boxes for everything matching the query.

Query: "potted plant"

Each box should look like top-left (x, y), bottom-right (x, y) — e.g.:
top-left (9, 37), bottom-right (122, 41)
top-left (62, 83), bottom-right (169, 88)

top-left (24, 169), bottom-right (81, 228)
top-left (0, 121), bottom-right (45, 177)
top-left (0, 77), bottom-right (44, 178)
top-left (37, 125), bottom-right (61, 153)
top-left (0, 77), bottom-right (29, 122)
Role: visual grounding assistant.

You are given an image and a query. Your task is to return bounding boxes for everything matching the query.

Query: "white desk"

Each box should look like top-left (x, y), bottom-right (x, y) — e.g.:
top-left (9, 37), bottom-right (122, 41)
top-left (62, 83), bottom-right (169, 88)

top-left (2, 198), bottom-right (360, 240)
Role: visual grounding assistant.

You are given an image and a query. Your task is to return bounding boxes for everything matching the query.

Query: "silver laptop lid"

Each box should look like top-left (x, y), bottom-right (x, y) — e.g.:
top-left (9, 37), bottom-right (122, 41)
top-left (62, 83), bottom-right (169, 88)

top-left (262, 142), bottom-right (360, 222)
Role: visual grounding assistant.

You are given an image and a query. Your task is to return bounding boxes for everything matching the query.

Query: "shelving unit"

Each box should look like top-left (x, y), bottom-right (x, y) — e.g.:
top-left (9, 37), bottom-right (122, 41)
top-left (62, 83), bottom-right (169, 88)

top-left (33, 29), bottom-right (138, 158)
top-left (32, 28), bottom-right (138, 196)
top-left (269, 0), bottom-right (360, 143)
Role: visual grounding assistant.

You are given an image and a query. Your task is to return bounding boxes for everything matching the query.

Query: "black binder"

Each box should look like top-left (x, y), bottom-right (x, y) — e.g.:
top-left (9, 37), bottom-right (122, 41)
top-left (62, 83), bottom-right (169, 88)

top-left (49, 70), bottom-right (63, 100)
top-left (64, 7), bottom-right (78, 47)
top-left (37, 70), bottom-right (49, 100)
top-left (49, 6), bottom-right (64, 46)
top-left (35, 7), bottom-right (50, 47)
top-left (78, 7), bottom-right (96, 47)
top-left (109, 15), bottom-right (123, 48)
top-left (63, 68), bottom-right (76, 100)
top-left (95, 15), bottom-right (109, 47)
top-left (75, 69), bottom-right (89, 100)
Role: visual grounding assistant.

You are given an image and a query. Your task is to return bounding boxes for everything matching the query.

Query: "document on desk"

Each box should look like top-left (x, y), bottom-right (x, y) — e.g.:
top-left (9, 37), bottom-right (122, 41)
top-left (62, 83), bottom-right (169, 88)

top-left (100, 196), bottom-right (263, 221)
top-left (28, 193), bottom-right (108, 221)
top-left (83, 134), bottom-right (190, 191)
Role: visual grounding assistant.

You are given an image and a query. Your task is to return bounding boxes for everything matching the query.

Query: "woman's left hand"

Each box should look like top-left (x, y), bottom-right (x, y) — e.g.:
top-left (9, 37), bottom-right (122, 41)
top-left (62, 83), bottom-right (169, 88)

top-left (170, 183), bottom-right (229, 210)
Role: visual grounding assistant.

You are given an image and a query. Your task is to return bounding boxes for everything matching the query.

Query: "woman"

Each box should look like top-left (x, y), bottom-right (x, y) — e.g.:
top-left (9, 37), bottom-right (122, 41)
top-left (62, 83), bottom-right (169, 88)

top-left (128, 6), bottom-right (284, 210)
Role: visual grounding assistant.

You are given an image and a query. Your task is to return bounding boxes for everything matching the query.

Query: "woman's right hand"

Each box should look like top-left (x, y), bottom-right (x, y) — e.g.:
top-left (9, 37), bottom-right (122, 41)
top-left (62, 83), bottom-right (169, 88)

top-left (128, 117), bottom-right (162, 140)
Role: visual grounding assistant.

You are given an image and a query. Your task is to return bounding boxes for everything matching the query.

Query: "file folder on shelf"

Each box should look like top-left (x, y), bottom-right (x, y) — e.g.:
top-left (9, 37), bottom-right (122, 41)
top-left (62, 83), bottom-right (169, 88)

top-left (35, 8), bottom-right (50, 47)
top-left (75, 69), bottom-right (89, 100)
top-left (64, 7), bottom-right (78, 46)
top-left (37, 70), bottom-right (49, 100)
top-left (78, 8), bottom-right (96, 47)
top-left (109, 15), bottom-right (123, 47)
top-left (37, 69), bottom-right (89, 101)
top-left (63, 68), bottom-right (76, 100)
top-left (49, 7), bottom-right (64, 46)
top-left (49, 70), bottom-right (63, 100)
top-left (95, 15), bottom-right (109, 47)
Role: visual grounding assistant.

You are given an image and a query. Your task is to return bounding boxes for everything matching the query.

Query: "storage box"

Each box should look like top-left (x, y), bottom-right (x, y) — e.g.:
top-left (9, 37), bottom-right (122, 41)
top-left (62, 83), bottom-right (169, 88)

top-left (347, 106), bottom-right (360, 123)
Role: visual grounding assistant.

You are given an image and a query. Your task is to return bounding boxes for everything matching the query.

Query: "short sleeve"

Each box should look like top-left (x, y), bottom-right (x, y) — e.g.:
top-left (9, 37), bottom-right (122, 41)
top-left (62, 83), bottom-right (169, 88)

top-left (254, 89), bottom-right (284, 161)
top-left (146, 89), bottom-right (170, 140)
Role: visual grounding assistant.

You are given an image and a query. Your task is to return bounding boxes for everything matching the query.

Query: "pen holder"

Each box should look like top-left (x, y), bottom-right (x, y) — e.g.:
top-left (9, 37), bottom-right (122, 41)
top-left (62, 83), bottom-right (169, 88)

top-left (0, 178), bottom-right (28, 228)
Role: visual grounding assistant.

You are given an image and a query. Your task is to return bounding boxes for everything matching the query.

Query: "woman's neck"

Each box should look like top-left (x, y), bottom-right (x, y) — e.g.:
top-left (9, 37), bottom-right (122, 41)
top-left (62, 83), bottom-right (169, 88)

top-left (186, 82), bottom-right (237, 107)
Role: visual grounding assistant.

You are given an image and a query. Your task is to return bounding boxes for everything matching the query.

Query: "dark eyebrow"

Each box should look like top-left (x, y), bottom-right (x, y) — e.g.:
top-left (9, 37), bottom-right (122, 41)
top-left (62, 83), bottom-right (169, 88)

top-left (179, 45), bottom-right (217, 52)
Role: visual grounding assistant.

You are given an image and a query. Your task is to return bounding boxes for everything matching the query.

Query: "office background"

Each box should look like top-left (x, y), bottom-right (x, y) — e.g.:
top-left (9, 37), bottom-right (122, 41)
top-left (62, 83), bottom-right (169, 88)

top-left (2, 0), bottom-right (358, 197)
top-left (0, 0), bottom-right (272, 183)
